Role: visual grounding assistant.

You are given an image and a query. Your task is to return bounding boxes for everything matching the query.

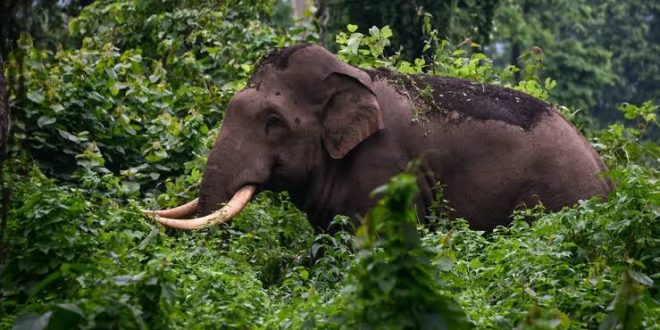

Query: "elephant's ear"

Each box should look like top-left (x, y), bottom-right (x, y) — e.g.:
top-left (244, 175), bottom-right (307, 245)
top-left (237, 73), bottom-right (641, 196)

top-left (322, 72), bottom-right (384, 159)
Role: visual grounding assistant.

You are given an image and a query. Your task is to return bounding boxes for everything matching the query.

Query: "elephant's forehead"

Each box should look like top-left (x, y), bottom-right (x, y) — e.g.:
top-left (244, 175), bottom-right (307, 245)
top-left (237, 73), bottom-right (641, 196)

top-left (249, 69), bottom-right (329, 104)
top-left (251, 45), bottom-right (338, 83)
top-left (228, 87), bottom-right (298, 114)
top-left (229, 89), bottom-right (272, 111)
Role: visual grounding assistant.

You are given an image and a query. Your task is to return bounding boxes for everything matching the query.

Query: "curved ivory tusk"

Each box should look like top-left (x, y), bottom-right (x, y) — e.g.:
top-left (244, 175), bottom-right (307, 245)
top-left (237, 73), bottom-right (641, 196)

top-left (146, 185), bottom-right (256, 230)
top-left (142, 198), bottom-right (199, 218)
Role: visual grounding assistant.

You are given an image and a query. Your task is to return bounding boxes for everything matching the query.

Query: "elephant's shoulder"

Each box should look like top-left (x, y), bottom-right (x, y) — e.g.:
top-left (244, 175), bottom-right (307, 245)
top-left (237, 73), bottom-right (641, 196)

top-left (367, 69), bottom-right (554, 130)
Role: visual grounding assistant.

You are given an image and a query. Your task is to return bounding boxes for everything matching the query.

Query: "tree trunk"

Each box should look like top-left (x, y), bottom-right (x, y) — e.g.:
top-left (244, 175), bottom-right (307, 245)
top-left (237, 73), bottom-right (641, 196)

top-left (511, 0), bottom-right (531, 82)
top-left (292, 0), bottom-right (310, 19)
top-left (0, 58), bottom-right (8, 152)
top-left (0, 56), bottom-right (8, 263)
top-left (315, 0), bottom-right (329, 47)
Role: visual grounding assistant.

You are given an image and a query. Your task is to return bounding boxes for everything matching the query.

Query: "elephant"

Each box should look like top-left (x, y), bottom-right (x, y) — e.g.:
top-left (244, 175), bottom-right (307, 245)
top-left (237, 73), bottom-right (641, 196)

top-left (143, 44), bottom-right (612, 233)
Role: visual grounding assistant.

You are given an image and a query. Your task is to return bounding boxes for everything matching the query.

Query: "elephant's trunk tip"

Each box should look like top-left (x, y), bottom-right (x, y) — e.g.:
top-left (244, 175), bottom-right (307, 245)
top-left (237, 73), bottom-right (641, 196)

top-left (143, 185), bottom-right (256, 230)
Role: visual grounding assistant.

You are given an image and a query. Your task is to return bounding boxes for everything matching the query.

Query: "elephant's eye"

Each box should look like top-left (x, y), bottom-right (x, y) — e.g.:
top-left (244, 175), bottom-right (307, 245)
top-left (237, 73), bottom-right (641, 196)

top-left (265, 115), bottom-right (283, 136)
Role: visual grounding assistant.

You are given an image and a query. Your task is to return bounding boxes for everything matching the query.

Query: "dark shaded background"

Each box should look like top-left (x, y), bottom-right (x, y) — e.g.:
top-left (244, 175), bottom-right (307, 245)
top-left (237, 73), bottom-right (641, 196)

top-left (2, 0), bottom-right (658, 128)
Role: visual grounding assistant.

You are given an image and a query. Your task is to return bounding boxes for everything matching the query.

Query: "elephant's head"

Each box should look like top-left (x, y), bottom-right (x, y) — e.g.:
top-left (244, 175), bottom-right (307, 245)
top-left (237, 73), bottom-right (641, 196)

top-left (144, 44), bottom-right (384, 229)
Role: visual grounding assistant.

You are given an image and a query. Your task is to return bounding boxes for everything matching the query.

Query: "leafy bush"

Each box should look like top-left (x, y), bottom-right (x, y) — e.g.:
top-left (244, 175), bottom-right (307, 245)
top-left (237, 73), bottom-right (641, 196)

top-left (1, 3), bottom-right (659, 329)
top-left (335, 19), bottom-right (557, 100)
top-left (345, 174), bottom-right (467, 329)
top-left (7, 0), bottom-right (289, 202)
top-left (428, 160), bottom-right (659, 328)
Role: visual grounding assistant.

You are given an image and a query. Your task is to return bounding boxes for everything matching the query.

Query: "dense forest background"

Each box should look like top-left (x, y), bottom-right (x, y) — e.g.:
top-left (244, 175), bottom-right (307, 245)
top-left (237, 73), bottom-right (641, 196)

top-left (3, 0), bottom-right (658, 126)
top-left (0, 0), bottom-right (658, 329)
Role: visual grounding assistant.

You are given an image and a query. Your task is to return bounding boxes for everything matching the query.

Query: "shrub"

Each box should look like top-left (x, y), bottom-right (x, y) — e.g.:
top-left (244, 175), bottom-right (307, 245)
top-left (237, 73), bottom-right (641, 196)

top-left (345, 173), bottom-right (468, 329)
top-left (2, 4), bottom-right (658, 329)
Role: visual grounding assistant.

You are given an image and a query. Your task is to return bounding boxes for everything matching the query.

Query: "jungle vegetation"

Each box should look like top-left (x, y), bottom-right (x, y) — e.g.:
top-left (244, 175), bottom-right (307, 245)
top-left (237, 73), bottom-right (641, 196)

top-left (0, 0), bottom-right (658, 329)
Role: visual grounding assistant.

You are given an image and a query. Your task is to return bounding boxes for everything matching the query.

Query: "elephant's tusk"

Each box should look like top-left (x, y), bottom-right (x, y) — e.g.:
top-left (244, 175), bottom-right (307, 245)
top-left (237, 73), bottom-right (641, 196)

top-left (144, 185), bottom-right (256, 230)
top-left (142, 198), bottom-right (199, 218)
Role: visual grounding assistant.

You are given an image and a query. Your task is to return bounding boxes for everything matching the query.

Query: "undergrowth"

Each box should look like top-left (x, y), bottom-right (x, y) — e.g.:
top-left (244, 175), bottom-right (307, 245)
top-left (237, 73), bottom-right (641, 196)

top-left (1, 2), bottom-right (658, 329)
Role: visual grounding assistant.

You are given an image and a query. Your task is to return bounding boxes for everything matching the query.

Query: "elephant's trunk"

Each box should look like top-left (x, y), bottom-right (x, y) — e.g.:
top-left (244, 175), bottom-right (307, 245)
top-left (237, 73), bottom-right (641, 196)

top-left (196, 128), bottom-right (271, 216)
top-left (143, 113), bottom-right (270, 229)
top-left (143, 185), bottom-right (256, 230)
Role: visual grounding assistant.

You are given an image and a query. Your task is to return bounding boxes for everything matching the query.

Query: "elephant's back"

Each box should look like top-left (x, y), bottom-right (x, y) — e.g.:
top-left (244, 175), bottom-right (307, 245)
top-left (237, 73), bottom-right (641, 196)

top-left (368, 69), bottom-right (553, 131)
top-left (526, 110), bottom-right (613, 199)
top-left (367, 69), bottom-right (612, 230)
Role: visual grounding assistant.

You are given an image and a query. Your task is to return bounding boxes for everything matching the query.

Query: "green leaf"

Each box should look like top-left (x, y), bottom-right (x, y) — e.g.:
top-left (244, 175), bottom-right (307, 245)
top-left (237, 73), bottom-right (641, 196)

top-left (12, 312), bottom-right (52, 330)
top-left (49, 104), bottom-right (65, 112)
top-left (368, 26), bottom-right (380, 38)
top-left (57, 130), bottom-right (81, 143)
top-left (346, 33), bottom-right (363, 54)
top-left (437, 256), bottom-right (454, 272)
top-left (240, 64), bottom-right (252, 73)
top-left (335, 32), bottom-right (347, 44)
top-left (109, 83), bottom-right (119, 96)
top-left (122, 181), bottom-right (141, 193)
top-left (628, 270), bottom-right (653, 286)
top-left (381, 26), bottom-right (393, 39)
top-left (47, 304), bottom-right (84, 330)
top-left (37, 116), bottom-right (56, 128)
top-left (27, 90), bottom-right (45, 104)
top-left (347, 24), bottom-right (358, 32)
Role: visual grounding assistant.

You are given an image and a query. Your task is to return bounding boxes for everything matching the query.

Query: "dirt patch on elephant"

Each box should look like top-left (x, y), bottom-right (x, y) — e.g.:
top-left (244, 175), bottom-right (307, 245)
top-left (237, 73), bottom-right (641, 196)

top-left (368, 68), bottom-right (552, 130)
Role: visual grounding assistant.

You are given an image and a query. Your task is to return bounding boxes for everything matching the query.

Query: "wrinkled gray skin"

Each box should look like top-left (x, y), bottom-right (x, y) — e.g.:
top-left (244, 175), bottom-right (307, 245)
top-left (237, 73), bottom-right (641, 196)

top-left (198, 44), bottom-right (612, 232)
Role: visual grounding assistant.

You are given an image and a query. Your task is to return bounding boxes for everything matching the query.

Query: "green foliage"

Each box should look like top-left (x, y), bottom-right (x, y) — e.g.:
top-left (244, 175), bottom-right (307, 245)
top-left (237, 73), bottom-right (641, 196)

top-left (324, 0), bottom-right (499, 59)
top-left (324, 0), bottom-right (659, 127)
top-left (345, 174), bottom-right (467, 329)
top-left (7, 0), bottom-right (291, 203)
top-left (588, 1), bottom-right (660, 122)
top-left (490, 0), bottom-right (659, 123)
top-left (335, 23), bottom-right (556, 100)
top-left (1, 159), bottom-right (314, 329)
top-left (67, 0), bottom-right (279, 88)
top-left (1, 2), bottom-right (659, 328)
top-left (593, 101), bottom-right (659, 167)
top-left (0, 0), bottom-right (85, 58)
top-left (14, 35), bottom-right (210, 185)
top-left (427, 159), bottom-right (659, 328)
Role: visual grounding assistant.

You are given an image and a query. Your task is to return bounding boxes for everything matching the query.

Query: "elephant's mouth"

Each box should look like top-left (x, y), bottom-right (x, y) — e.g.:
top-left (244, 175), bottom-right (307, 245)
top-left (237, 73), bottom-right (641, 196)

top-left (142, 185), bottom-right (257, 230)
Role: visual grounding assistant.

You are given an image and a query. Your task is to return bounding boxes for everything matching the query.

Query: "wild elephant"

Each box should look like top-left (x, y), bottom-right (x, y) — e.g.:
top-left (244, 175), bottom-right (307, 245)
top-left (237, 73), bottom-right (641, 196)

top-left (143, 44), bottom-right (612, 232)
